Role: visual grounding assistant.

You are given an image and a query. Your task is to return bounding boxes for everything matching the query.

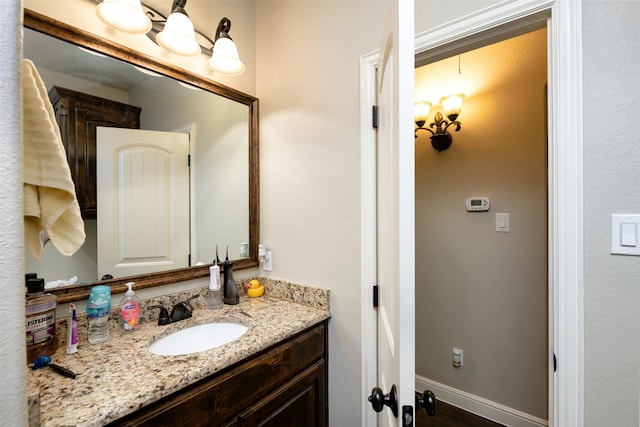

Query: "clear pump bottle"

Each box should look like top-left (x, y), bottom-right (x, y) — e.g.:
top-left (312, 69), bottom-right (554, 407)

top-left (207, 263), bottom-right (223, 310)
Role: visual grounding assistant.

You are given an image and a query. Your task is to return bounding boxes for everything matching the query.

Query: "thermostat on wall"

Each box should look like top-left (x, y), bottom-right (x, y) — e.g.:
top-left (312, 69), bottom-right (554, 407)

top-left (466, 197), bottom-right (490, 212)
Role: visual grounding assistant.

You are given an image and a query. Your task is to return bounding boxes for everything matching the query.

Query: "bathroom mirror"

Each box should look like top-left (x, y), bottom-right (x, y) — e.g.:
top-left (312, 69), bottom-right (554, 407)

top-left (23, 9), bottom-right (259, 303)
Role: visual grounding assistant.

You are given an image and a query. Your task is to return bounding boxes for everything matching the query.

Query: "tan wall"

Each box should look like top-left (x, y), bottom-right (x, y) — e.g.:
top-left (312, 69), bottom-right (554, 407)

top-left (414, 29), bottom-right (548, 418)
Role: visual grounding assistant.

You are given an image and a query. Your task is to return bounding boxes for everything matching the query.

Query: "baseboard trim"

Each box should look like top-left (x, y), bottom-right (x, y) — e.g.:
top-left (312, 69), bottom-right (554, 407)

top-left (415, 375), bottom-right (548, 427)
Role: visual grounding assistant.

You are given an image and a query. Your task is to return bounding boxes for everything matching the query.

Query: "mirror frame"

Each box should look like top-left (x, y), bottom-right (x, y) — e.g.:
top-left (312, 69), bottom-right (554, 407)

top-left (24, 9), bottom-right (259, 304)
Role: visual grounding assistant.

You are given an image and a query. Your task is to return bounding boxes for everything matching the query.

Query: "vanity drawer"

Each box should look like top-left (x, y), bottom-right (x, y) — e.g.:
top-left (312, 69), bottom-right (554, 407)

top-left (111, 321), bottom-right (327, 427)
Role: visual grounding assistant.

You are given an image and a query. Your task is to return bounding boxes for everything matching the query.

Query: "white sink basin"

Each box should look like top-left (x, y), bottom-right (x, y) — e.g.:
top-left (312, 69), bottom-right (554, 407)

top-left (148, 322), bottom-right (248, 356)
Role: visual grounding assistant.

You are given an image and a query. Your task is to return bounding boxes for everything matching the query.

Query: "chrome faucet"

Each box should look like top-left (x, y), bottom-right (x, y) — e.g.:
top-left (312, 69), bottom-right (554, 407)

top-left (149, 295), bottom-right (198, 325)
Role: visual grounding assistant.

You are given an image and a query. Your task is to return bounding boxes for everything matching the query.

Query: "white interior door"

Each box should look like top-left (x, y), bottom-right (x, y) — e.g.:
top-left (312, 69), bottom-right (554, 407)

top-left (369, 0), bottom-right (416, 425)
top-left (96, 127), bottom-right (190, 279)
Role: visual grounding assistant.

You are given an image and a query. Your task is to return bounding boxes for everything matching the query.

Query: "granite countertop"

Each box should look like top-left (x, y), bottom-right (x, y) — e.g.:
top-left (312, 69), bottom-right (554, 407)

top-left (28, 291), bottom-right (330, 427)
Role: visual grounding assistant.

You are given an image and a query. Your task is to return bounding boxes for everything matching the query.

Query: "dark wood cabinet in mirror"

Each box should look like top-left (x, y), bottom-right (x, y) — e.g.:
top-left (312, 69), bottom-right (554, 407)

top-left (24, 9), bottom-right (259, 304)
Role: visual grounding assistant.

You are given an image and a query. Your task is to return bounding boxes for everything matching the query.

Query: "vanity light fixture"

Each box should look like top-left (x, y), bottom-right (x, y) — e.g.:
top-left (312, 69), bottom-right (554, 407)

top-left (414, 94), bottom-right (465, 152)
top-left (95, 0), bottom-right (245, 76)
top-left (155, 0), bottom-right (200, 56)
top-left (96, 0), bottom-right (152, 34)
top-left (208, 18), bottom-right (245, 76)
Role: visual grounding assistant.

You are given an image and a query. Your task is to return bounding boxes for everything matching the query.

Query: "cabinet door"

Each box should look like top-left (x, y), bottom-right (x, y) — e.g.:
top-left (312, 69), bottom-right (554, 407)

top-left (72, 101), bottom-right (140, 218)
top-left (49, 86), bottom-right (141, 219)
top-left (237, 360), bottom-right (327, 427)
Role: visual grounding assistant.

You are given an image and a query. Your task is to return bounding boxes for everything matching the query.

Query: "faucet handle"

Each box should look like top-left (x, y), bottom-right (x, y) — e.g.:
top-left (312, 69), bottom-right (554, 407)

top-left (170, 299), bottom-right (195, 322)
top-left (184, 294), bottom-right (199, 307)
top-left (179, 294), bottom-right (199, 314)
top-left (149, 305), bottom-right (171, 325)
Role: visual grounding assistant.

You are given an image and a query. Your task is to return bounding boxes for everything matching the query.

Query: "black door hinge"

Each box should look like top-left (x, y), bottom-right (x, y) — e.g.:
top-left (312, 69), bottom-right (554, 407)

top-left (553, 353), bottom-right (557, 372)
top-left (373, 285), bottom-right (379, 307)
top-left (188, 154), bottom-right (191, 167)
top-left (372, 105), bottom-right (378, 129)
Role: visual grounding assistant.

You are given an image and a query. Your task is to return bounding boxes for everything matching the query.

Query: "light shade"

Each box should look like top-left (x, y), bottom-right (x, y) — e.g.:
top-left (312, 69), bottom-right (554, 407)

top-left (414, 102), bottom-right (432, 125)
top-left (156, 11), bottom-right (200, 56)
top-left (440, 94), bottom-right (465, 120)
top-left (208, 38), bottom-right (245, 76)
top-left (96, 0), bottom-right (152, 34)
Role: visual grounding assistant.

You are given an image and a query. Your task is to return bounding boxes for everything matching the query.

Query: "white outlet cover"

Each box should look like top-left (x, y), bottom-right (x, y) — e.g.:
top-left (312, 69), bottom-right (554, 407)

top-left (452, 347), bottom-right (464, 366)
top-left (264, 251), bottom-right (272, 271)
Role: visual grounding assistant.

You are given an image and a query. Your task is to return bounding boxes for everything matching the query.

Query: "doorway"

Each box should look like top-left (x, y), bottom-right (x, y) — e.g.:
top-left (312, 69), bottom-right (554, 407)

top-left (360, 1), bottom-right (583, 426)
top-left (414, 29), bottom-right (549, 426)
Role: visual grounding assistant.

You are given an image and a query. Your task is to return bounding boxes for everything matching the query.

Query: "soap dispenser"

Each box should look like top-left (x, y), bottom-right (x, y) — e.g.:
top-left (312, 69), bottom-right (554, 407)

top-left (223, 246), bottom-right (239, 305)
top-left (119, 282), bottom-right (141, 331)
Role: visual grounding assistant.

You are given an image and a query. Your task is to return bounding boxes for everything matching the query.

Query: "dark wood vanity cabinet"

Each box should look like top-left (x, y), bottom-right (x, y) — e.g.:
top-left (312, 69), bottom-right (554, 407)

top-left (110, 321), bottom-right (328, 427)
top-left (48, 86), bottom-right (141, 219)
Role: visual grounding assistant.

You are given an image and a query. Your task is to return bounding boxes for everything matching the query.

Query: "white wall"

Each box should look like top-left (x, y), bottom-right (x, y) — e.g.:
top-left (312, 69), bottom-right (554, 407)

top-left (415, 0), bottom-right (501, 34)
top-left (254, 2), bottom-right (386, 424)
top-left (583, 2), bottom-right (640, 425)
top-left (0, 0), bottom-right (27, 424)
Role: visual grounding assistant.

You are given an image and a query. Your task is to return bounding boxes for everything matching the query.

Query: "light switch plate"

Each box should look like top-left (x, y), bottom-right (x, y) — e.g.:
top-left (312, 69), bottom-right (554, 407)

top-left (611, 214), bottom-right (640, 255)
top-left (496, 213), bottom-right (510, 233)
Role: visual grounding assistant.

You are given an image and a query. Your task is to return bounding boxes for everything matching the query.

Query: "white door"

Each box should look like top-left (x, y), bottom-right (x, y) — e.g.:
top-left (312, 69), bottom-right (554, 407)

top-left (96, 127), bottom-right (190, 279)
top-left (368, 0), bottom-right (416, 425)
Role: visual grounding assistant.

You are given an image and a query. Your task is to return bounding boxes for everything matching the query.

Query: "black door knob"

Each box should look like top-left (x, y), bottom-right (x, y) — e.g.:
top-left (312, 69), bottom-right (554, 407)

top-left (368, 384), bottom-right (398, 417)
top-left (416, 389), bottom-right (437, 416)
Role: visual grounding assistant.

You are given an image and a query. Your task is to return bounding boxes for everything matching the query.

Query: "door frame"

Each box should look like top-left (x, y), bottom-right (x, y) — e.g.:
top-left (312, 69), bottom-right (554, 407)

top-left (360, 1), bottom-right (583, 425)
top-left (171, 122), bottom-right (197, 264)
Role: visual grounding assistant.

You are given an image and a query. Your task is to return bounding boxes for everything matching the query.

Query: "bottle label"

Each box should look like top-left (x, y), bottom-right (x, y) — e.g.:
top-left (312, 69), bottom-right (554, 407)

top-left (121, 301), bottom-right (140, 331)
top-left (26, 311), bottom-right (55, 346)
top-left (26, 300), bottom-right (56, 315)
top-left (87, 302), bottom-right (111, 318)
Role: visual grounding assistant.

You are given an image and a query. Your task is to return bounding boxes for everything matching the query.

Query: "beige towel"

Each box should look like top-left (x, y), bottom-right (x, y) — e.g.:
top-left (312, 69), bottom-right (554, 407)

top-left (22, 59), bottom-right (85, 260)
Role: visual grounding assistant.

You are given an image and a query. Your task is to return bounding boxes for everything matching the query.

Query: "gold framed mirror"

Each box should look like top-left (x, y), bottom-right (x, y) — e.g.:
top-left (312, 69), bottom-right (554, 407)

top-left (23, 9), bottom-right (259, 304)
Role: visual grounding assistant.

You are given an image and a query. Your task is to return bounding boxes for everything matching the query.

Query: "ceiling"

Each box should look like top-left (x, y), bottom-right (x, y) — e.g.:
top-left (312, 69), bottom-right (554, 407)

top-left (24, 27), bottom-right (150, 91)
top-left (414, 27), bottom-right (547, 107)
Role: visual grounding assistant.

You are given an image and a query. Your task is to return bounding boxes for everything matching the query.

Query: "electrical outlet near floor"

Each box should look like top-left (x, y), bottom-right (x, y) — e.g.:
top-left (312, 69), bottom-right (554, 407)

top-left (452, 347), bottom-right (464, 368)
top-left (264, 251), bottom-right (272, 271)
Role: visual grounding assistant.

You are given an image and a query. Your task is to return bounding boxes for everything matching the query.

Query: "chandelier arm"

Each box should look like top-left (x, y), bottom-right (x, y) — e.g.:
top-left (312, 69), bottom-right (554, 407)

top-left (416, 127), bottom-right (436, 137)
top-left (442, 121), bottom-right (462, 133)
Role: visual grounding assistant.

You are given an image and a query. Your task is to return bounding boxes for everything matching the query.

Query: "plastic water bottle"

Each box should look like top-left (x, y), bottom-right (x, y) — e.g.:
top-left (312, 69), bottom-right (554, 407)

top-left (87, 285), bottom-right (111, 344)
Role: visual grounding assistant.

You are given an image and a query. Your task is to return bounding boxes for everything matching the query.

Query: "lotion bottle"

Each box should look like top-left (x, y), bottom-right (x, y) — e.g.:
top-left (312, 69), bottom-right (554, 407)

top-left (119, 282), bottom-right (141, 331)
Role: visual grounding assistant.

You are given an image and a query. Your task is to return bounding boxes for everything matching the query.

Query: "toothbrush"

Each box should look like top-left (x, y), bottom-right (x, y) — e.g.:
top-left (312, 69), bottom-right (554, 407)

top-left (31, 355), bottom-right (77, 379)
